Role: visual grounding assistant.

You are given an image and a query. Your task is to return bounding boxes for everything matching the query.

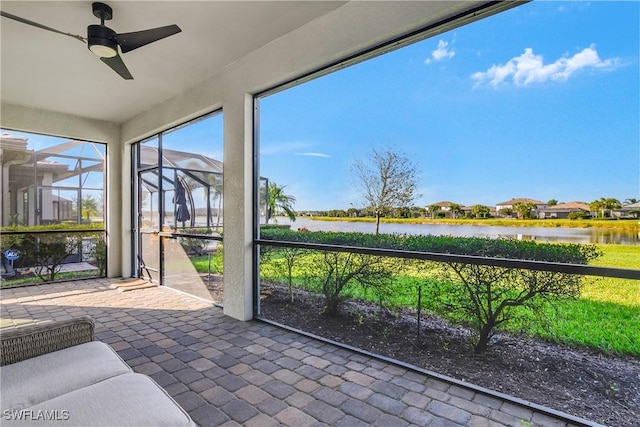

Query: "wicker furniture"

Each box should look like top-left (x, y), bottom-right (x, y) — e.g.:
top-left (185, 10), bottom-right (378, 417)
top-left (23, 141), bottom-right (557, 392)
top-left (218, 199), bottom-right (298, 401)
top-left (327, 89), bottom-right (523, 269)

top-left (0, 318), bottom-right (196, 426)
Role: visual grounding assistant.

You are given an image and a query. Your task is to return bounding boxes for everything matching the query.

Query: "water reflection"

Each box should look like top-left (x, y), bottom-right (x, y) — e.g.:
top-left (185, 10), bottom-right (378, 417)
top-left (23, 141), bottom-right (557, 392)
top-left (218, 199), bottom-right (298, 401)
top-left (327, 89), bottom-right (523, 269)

top-left (274, 218), bottom-right (640, 246)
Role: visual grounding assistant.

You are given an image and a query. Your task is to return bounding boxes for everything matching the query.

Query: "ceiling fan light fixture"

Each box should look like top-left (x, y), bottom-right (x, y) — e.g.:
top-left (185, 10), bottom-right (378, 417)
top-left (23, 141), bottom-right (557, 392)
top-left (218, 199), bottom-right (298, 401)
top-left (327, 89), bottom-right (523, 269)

top-left (89, 42), bottom-right (117, 58)
top-left (88, 24), bottom-right (117, 58)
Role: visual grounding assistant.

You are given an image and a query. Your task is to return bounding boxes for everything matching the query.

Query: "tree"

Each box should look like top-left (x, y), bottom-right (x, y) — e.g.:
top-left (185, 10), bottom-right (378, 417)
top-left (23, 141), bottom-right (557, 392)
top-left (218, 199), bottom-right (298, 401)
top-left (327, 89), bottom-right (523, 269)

top-left (624, 198), bottom-right (638, 205)
top-left (267, 182), bottom-right (297, 223)
top-left (590, 199), bottom-right (604, 218)
top-left (428, 204), bottom-right (441, 219)
top-left (499, 207), bottom-right (514, 218)
top-left (352, 147), bottom-right (419, 234)
top-left (590, 197), bottom-right (621, 218)
top-left (603, 198), bottom-right (621, 215)
top-left (81, 195), bottom-right (100, 221)
top-left (513, 202), bottom-right (536, 219)
top-left (22, 234), bottom-right (79, 282)
top-left (421, 237), bottom-right (602, 354)
top-left (449, 203), bottom-right (463, 219)
top-left (260, 246), bottom-right (308, 303)
top-left (547, 199), bottom-right (558, 207)
top-left (311, 250), bottom-right (395, 316)
top-left (471, 204), bottom-right (491, 218)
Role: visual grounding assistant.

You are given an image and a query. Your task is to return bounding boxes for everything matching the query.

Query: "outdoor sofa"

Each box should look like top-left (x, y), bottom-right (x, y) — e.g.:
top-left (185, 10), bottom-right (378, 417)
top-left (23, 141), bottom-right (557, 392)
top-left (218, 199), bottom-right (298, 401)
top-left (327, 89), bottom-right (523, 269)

top-left (0, 318), bottom-right (196, 426)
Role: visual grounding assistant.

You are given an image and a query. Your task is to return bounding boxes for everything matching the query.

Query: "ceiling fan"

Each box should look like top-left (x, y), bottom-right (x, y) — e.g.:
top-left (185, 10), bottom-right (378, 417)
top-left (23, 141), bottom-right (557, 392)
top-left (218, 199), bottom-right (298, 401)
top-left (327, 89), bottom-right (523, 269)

top-left (0, 2), bottom-right (181, 80)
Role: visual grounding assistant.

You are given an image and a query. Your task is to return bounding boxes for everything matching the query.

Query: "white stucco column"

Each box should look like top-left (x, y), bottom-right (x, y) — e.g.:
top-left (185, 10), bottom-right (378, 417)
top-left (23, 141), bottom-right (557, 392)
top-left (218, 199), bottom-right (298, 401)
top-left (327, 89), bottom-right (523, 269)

top-left (222, 93), bottom-right (255, 321)
top-left (107, 136), bottom-right (124, 278)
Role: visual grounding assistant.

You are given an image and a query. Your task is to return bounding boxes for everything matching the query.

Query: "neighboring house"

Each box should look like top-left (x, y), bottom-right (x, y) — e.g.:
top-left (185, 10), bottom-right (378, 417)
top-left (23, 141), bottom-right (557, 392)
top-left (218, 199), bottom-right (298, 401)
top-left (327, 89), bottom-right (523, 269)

top-left (495, 198), bottom-right (548, 217)
top-left (1, 134), bottom-right (74, 226)
top-left (426, 201), bottom-right (464, 218)
top-left (613, 201), bottom-right (640, 219)
top-left (459, 204), bottom-right (496, 218)
top-left (538, 201), bottom-right (592, 219)
top-left (51, 194), bottom-right (75, 222)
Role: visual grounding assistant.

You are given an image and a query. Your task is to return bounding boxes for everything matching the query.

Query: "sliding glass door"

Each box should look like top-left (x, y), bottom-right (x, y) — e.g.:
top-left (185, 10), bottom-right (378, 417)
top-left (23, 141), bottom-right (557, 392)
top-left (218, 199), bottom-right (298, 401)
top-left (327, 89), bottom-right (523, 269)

top-left (132, 112), bottom-right (224, 302)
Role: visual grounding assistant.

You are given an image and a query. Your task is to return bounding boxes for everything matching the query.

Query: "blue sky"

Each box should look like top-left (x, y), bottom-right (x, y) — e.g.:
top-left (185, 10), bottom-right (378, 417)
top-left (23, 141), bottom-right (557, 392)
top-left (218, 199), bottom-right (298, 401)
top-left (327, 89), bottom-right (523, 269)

top-left (259, 1), bottom-right (640, 211)
top-left (4, 2), bottom-right (639, 213)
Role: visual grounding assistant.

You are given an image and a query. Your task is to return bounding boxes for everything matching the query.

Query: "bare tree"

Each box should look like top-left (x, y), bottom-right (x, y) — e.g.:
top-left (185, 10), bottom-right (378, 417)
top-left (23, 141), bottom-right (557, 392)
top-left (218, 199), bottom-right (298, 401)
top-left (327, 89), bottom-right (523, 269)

top-left (352, 147), bottom-right (419, 234)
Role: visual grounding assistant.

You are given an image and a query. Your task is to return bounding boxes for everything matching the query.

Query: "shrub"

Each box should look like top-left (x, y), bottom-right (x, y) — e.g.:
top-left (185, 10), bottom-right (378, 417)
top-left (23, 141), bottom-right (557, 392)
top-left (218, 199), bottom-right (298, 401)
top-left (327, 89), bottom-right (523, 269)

top-left (261, 228), bottom-right (602, 354)
top-left (22, 234), bottom-right (80, 282)
top-left (260, 245), bottom-right (308, 302)
top-left (89, 236), bottom-right (107, 276)
top-left (308, 250), bottom-right (398, 315)
top-left (568, 211), bottom-right (589, 220)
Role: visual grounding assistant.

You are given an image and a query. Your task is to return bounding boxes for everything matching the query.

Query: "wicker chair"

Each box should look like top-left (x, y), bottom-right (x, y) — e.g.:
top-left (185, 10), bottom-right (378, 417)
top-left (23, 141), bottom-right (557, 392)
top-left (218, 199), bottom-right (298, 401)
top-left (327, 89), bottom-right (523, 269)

top-left (1, 318), bottom-right (95, 366)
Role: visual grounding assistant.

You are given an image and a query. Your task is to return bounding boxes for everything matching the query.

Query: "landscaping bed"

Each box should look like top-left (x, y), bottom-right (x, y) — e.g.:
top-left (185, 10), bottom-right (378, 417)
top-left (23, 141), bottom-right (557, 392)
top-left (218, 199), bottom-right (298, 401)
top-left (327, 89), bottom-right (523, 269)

top-left (258, 281), bottom-right (640, 427)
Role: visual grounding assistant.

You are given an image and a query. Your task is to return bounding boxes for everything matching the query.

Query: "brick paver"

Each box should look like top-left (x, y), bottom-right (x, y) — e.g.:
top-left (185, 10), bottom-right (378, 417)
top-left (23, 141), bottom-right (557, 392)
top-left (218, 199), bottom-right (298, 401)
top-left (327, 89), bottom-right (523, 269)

top-left (0, 279), bottom-right (597, 427)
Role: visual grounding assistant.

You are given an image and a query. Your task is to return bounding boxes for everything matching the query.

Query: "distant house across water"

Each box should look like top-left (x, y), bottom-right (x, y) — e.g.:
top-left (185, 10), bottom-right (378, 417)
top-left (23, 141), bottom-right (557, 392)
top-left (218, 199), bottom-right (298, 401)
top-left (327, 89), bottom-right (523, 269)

top-left (538, 201), bottom-right (592, 219)
top-left (495, 198), bottom-right (547, 217)
top-left (614, 202), bottom-right (640, 219)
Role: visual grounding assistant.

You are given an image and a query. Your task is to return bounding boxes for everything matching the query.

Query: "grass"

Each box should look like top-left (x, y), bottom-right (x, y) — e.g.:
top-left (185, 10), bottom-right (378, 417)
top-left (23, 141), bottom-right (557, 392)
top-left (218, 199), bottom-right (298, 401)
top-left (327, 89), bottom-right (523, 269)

top-left (190, 253), bottom-right (223, 274)
top-left (0, 270), bottom-right (100, 288)
top-left (309, 216), bottom-right (640, 230)
top-left (257, 243), bottom-right (640, 356)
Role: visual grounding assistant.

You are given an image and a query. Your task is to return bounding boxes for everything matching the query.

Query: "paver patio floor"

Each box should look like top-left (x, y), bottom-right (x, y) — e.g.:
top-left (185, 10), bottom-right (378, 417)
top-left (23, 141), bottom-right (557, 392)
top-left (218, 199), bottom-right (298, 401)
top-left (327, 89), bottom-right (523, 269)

top-left (0, 279), bottom-right (596, 427)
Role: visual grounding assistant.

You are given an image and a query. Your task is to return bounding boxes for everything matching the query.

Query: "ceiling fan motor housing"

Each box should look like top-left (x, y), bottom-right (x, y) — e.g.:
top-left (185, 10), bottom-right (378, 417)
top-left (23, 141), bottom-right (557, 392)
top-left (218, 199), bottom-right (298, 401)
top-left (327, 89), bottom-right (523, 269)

top-left (92, 2), bottom-right (113, 21)
top-left (88, 24), bottom-right (117, 57)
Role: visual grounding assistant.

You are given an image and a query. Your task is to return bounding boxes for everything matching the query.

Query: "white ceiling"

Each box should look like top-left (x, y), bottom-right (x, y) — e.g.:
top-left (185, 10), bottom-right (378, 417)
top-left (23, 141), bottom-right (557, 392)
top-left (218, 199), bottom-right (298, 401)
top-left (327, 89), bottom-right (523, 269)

top-left (0, 1), bottom-right (346, 124)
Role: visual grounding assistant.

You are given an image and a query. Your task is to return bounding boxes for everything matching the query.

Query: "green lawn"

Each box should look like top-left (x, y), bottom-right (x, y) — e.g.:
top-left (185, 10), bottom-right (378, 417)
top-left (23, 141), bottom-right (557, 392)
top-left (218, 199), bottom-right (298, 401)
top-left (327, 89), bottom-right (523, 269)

top-left (190, 253), bottom-right (223, 274)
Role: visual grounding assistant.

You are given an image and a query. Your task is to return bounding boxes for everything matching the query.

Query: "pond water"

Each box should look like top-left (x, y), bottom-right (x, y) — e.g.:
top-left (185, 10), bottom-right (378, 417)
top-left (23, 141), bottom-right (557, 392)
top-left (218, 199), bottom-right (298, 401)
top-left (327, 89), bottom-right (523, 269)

top-left (273, 217), bottom-right (640, 246)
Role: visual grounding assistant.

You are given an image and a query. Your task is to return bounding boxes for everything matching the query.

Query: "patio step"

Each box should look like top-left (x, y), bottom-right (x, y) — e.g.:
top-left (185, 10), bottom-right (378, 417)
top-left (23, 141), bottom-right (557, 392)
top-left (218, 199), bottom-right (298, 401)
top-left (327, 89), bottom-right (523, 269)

top-left (110, 278), bottom-right (157, 292)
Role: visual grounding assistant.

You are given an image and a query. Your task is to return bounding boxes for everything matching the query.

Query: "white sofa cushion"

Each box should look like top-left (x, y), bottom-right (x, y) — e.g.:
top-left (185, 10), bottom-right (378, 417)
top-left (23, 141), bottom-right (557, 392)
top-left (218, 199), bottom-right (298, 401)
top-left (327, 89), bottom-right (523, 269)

top-left (0, 341), bottom-right (131, 411)
top-left (3, 373), bottom-right (196, 427)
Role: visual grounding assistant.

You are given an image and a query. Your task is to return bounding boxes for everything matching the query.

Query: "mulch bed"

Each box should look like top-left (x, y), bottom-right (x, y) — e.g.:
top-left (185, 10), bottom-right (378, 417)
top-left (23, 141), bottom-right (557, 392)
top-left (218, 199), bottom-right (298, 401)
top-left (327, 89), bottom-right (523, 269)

top-left (257, 282), bottom-right (639, 427)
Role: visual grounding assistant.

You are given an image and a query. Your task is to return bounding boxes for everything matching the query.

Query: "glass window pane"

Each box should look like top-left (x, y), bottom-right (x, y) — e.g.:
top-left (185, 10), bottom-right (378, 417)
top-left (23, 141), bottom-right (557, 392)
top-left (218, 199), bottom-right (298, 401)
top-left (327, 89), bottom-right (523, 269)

top-left (139, 171), bottom-right (160, 231)
top-left (139, 138), bottom-right (159, 169)
top-left (1, 131), bottom-right (106, 228)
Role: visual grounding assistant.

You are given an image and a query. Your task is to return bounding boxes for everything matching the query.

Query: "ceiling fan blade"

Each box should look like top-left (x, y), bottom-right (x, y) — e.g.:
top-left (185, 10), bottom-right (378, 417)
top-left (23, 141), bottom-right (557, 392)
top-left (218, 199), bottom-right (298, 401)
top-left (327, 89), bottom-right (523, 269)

top-left (115, 24), bottom-right (181, 54)
top-left (0, 11), bottom-right (86, 43)
top-left (101, 54), bottom-right (133, 80)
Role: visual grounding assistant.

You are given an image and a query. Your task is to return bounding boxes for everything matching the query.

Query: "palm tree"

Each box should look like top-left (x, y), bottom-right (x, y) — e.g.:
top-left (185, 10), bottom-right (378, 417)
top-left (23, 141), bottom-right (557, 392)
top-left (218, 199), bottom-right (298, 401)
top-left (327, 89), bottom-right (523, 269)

top-left (603, 198), bottom-right (621, 217)
top-left (590, 197), bottom-right (621, 218)
top-left (624, 198), bottom-right (639, 205)
top-left (81, 195), bottom-right (100, 221)
top-left (449, 203), bottom-right (463, 219)
top-left (267, 182), bottom-right (296, 223)
top-left (513, 202), bottom-right (536, 219)
top-left (428, 204), bottom-right (441, 219)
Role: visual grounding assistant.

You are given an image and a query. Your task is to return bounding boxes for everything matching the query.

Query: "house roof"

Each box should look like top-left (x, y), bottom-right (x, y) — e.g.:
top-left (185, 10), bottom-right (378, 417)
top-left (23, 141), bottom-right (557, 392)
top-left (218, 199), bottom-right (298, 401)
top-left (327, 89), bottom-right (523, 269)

top-left (544, 201), bottom-right (590, 211)
top-left (428, 201), bottom-right (462, 208)
top-left (496, 198), bottom-right (546, 206)
top-left (618, 201), bottom-right (640, 210)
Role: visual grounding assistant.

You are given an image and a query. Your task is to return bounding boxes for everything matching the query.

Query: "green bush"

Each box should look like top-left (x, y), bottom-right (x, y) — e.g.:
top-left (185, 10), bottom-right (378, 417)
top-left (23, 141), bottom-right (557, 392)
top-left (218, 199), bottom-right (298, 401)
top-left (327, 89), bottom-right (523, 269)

top-left (21, 234), bottom-right (80, 282)
top-left (89, 236), bottom-right (107, 276)
top-left (261, 228), bottom-right (602, 354)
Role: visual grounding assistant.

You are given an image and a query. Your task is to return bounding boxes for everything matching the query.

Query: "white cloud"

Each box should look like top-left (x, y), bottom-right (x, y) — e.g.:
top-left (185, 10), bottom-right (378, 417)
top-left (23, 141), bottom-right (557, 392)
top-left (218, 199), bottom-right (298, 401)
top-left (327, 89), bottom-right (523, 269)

top-left (472, 44), bottom-right (619, 88)
top-left (425, 40), bottom-right (455, 65)
top-left (260, 141), bottom-right (310, 155)
top-left (295, 152), bottom-right (331, 158)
